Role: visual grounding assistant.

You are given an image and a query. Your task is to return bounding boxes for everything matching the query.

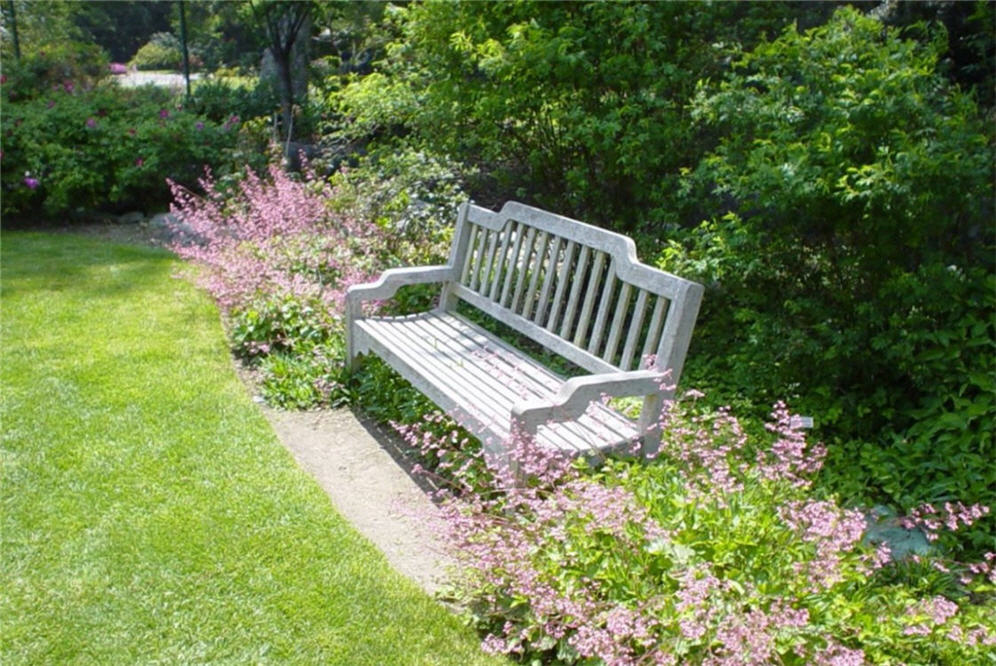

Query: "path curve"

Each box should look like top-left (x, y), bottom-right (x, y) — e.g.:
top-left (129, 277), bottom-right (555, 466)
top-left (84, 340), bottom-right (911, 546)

top-left (256, 403), bottom-right (455, 595)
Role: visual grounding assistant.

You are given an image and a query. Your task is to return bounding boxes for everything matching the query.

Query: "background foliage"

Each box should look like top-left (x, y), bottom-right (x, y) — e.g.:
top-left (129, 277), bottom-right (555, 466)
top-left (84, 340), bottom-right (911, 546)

top-left (0, 66), bottom-right (236, 217)
top-left (664, 8), bottom-right (995, 549)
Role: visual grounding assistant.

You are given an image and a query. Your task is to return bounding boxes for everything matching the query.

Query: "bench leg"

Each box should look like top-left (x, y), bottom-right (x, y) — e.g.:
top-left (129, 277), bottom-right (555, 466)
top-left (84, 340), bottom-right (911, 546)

top-left (638, 393), bottom-right (664, 458)
top-left (344, 321), bottom-right (362, 373)
top-left (346, 346), bottom-right (362, 373)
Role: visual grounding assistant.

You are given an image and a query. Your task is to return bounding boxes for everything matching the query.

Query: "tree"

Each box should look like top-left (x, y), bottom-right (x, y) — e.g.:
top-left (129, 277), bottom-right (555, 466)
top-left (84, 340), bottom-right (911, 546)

top-left (335, 1), bottom-right (818, 226)
top-left (249, 0), bottom-right (312, 163)
top-left (72, 0), bottom-right (171, 63)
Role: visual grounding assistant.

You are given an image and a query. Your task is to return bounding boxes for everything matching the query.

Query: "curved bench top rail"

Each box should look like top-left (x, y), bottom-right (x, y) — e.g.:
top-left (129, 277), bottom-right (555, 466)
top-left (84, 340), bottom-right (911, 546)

top-left (461, 201), bottom-right (696, 301)
top-left (443, 201), bottom-right (703, 380)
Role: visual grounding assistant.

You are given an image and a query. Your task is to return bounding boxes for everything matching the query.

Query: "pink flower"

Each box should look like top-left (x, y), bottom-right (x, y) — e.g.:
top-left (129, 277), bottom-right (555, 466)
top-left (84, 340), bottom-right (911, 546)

top-left (108, 63), bottom-right (128, 75)
top-left (86, 117), bottom-right (97, 128)
top-left (159, 108), bottom-right (169, 119)
top-left (23, 176), bottom-right (40, 190)
top-left (63, 80), bottom-right (74, 93)
top-left (135, 158), bottom-right (144, 167)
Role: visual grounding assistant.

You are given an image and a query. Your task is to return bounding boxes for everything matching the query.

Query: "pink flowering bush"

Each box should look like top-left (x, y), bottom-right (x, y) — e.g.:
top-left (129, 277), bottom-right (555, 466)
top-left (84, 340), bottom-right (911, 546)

top-left (393, 397), bottom-right (995, 665)
top-left (167, 161), bottom-right (448, 408)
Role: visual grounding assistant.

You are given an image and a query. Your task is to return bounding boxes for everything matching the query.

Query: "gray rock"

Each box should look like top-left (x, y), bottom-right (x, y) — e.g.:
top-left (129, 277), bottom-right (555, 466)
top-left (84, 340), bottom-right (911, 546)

top-left (118, 211), bottom-right (144, 225)
top-left (150, 211), bottom-right (193, 240)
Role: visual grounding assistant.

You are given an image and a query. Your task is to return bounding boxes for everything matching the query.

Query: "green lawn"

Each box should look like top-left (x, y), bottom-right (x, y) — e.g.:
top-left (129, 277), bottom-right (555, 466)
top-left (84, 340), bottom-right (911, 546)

top-left (0, 232), bottom-right (499, 665)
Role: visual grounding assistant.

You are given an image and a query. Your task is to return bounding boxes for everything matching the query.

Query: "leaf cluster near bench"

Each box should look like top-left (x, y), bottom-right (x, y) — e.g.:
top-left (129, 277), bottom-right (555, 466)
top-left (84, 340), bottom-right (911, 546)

top-left (346, 201), bottom-right (703, 465)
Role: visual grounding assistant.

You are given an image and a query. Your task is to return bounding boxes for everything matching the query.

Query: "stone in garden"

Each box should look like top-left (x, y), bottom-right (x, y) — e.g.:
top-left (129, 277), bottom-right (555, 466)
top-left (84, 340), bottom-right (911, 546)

top-left (118, 211), bottom-right (144, 225)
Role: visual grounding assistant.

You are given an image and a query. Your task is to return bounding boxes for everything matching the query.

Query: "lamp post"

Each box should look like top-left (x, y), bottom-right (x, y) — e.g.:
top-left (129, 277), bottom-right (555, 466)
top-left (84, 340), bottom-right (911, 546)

top-left (178, 0), bottom-right (191, 100)
top-left (6, 0), bottom-right (21, 61)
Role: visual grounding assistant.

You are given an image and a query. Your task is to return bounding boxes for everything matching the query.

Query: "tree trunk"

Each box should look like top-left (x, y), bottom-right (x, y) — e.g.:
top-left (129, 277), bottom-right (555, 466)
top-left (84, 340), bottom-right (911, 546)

top-left (275, 49), bottom-right (295, 157)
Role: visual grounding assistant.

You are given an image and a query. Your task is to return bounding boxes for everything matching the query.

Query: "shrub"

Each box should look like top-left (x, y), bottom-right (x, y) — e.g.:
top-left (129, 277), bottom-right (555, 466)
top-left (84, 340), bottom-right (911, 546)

top-left (129, 32), bottom-right (184, 71)
top-left (333, 1), bottom-right (810, 226)
top-left (190, 78), bottom-right (280, 125)
top-left (0, 41), bottom-right (109, 101)
top-left (664, 7), bottom-right (995, 552)
top-left (403, 398), bottom-right (995, 665)
top-left (1, 84), bottom-right (236, 217)
top-left (326, 146), bottom-right (469, 266)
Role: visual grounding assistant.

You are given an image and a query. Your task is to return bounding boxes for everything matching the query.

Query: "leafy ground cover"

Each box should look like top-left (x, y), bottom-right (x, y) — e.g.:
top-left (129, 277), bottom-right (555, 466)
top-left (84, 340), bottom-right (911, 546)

top-left (0, 232), bottom-right (501, 665)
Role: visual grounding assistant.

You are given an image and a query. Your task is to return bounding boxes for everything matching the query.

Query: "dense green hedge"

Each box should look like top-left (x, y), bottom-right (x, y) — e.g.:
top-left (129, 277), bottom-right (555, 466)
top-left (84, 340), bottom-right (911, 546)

top-left (662, 9), bottom-right (995, 548)
top-left (0, 53), bottom-right (237, 217)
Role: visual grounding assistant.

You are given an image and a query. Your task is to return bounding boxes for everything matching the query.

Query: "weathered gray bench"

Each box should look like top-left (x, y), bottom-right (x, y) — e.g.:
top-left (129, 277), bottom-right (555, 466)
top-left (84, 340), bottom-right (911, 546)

top-left (345, 201), bottom-right (703, 464)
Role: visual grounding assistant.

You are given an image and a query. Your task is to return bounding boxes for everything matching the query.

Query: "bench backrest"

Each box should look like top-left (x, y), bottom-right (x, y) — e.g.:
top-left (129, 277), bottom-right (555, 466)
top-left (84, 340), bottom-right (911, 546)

top-left (440, 202), bottom-right (703, 384)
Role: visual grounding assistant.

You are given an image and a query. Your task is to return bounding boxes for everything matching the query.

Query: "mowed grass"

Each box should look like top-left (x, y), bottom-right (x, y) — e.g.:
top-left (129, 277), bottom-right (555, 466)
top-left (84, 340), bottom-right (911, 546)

top-left (0, 232), bottom-right (499, 665)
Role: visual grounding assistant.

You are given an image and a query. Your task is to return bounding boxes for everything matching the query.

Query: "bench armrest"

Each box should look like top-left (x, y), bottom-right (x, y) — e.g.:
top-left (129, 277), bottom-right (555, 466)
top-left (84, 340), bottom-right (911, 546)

top-left (345, 265), bottom-right (454, 319)
top-left (510, 370), bottom-right (668, 434)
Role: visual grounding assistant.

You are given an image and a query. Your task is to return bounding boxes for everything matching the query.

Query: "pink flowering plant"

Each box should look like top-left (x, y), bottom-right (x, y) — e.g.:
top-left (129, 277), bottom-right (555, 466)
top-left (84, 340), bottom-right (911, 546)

top-left (166, 161), bottom-right (453, 408)
top-left (392, 396), bottom-right (995, 665)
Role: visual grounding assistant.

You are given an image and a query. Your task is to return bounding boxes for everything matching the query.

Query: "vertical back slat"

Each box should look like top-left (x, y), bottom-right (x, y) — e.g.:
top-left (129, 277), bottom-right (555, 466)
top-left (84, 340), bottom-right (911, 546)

top-left (546, 240), bottom-right (576, 333)
top-left (499, 222), bottom-right (526, 308)
top-left (534, 236), bottom-right (563, 326)
top-left (602, 282), bottom-right (632, 364)
top-left (476, 228), bottom-right (500, 294)
top-left (620, 289), bottom-right (650, 370)
top-left (640, 295), bottom-right (668, 367)
top-left (559, 245), bottom-right (590, 339)
top-left (520, 231), bottom-right (549, 318)
top-left (573, 251), bottom-right (607, 348)
top-left (488, 223), bottom-right (515, 301)
top-left (587, 264), bottom-right (617, 354)
top-left (460, 224), bottom-right (480, 285)
top-left (467, 226), bottom-right (488, 291)
top-left (510, 227), bottom-right (538, 313)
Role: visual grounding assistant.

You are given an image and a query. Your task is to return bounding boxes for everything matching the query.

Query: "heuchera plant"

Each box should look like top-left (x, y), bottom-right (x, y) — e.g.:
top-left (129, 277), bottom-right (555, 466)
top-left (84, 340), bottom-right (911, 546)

top-left (167, 162), bottom-right (385, 313)
top-left (395, 398), bottom-right (995, 665)
top-left (167, 161), bottom-right (393, 407)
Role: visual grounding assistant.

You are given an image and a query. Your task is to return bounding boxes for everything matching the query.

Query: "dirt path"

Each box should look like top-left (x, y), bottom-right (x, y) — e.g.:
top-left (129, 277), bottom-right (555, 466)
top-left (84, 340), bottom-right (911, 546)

top-left (256, 403), bottom-right (454, 595)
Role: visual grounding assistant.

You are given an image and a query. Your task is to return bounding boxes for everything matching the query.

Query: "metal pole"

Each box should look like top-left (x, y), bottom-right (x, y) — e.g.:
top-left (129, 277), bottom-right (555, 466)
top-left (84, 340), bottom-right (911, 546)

top-left (178, 0), bottom-right (191, 100)
top-left (7, 0), bottom-right (21, 61)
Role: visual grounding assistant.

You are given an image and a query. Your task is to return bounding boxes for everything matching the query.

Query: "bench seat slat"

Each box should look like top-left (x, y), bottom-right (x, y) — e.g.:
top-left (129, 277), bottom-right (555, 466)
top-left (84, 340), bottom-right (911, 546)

top-left (407, 315), bottom-right (635, 452)
top-left (369, 312), bottom-right (638, 447)
top-left (355, 312), bottom-right (639, 454)
top-left (414, 314), bottom-right (637, 444)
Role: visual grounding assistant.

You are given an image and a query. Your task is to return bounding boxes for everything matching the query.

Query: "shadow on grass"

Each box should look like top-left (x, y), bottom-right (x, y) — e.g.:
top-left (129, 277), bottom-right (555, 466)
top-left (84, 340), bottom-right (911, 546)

top-left (1, 231), bottom-right (176, 301)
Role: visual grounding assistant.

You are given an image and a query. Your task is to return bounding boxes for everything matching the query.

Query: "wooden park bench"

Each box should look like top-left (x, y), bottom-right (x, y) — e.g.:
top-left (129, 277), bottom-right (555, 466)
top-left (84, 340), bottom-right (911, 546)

top-left (345, 201), bottom-right (703, 464)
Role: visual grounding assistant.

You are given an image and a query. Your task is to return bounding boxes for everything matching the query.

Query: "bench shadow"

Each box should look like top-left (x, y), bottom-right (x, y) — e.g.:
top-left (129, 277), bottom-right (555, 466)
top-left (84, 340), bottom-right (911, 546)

top-left (347, 406), bottom-right (449, 501)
